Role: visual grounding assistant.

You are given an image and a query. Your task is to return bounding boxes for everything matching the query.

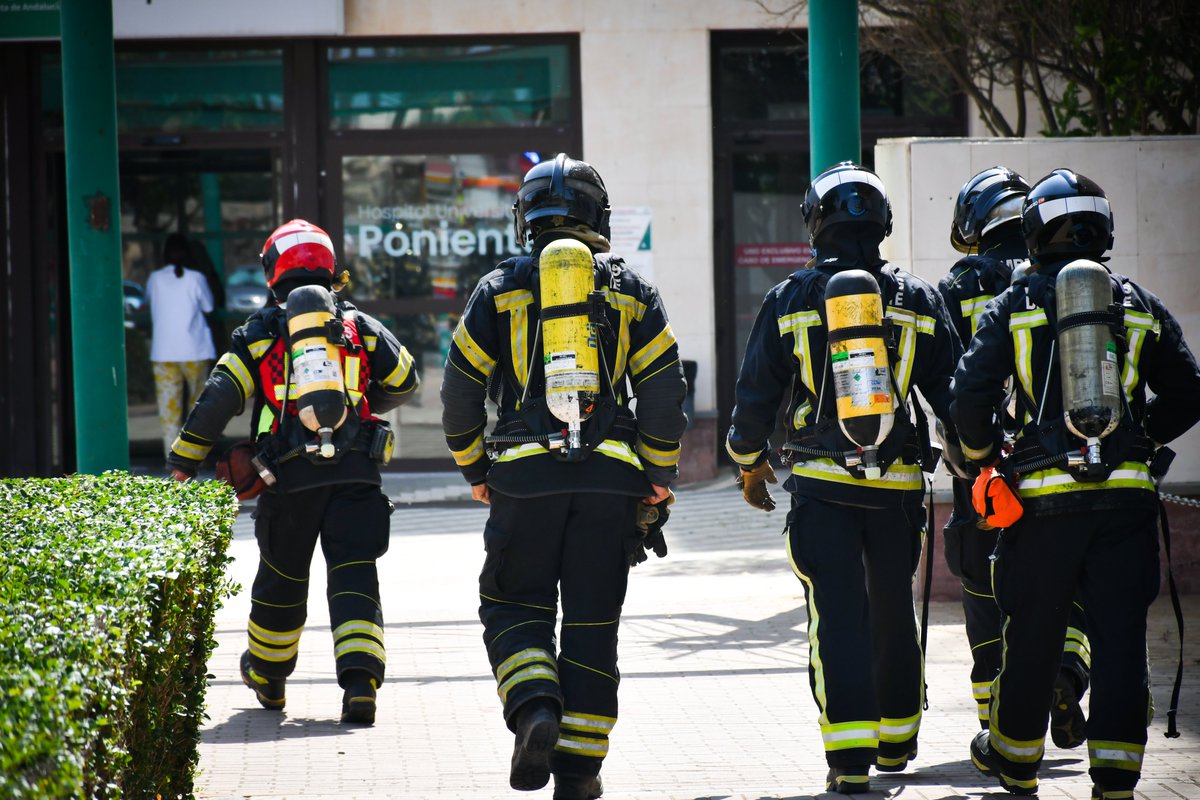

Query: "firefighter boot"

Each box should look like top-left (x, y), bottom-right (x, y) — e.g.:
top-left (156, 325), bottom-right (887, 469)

top-left (1050, 671), bottom-right (1086, 749)
top-left (240, 650), bottom-right (286, 710)
top-left (340, 670), bottom-right (377, 725)
top-left (1091, 785), bottom-right (1134, 800)
top-left (553, 773), bottom-right (603, 800)
top-left (825, 766), bottom-right (870, 794)
top-left (970, 730), bottom-right (1038, 796)
top-left (509, 699), bottom-right (559, 791)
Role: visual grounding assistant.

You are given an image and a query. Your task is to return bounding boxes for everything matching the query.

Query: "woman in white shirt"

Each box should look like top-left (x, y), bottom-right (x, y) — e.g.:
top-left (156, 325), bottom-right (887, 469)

top-left (145, 233), bottom-right (216, 459)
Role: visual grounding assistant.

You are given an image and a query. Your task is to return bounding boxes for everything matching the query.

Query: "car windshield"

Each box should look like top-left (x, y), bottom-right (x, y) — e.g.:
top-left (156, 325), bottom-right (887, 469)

top-left (227, 268), bottom-right (266, 288)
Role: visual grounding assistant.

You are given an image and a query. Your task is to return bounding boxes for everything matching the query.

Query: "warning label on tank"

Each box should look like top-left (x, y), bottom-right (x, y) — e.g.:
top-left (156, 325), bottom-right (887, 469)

top-left (834, 366), bottom-right (890, 408)
top-left (545, 351), bottom-right (577, 375)
top-left (1102, 359), bottom-right (1118, 396)
top-left (294, 345), bottom-right (341, 386)
top-left (546, 370), bottom-right (597, 393)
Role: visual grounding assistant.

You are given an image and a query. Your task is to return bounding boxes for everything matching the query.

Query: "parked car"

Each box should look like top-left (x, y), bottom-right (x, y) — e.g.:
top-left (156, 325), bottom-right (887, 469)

top-left (123, 279), bottom-right (146, 330)
top-left (225, 265), bottom-right (270, 316)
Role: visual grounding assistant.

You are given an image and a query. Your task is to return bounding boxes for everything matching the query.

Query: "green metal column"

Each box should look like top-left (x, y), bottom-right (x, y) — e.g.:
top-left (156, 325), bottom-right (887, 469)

top-left (61, 0), bottom-right (129, 472)
top-left (808, 0), bottom-right (861, 177)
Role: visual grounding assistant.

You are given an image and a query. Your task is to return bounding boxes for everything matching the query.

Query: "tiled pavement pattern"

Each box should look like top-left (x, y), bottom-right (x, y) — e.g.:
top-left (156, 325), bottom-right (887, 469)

top-left (196, 475), bottom-right (1200, 800)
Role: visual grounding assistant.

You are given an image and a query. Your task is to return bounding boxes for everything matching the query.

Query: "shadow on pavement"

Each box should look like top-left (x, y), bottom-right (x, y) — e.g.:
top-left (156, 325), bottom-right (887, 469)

top-left (202, 707), bottom-right (357, 744)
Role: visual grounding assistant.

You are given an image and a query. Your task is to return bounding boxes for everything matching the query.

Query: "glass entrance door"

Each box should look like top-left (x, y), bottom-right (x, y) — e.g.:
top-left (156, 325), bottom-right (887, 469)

top-left (120, 147), bottom-right (281, 459)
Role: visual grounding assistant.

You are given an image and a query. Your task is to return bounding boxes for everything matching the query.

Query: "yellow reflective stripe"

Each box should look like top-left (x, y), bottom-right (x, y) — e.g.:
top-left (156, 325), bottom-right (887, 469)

top-left (630, 324), bottom-right (676, 376)
top-left (779, 310), bottom-right (822, 394)
top-left (990, 726), bottom-right (1044, 763)
top-left (332, 620), bottom-right (384, 643)
top-left (1017, 463), bottom-right (1155, 496)
top-left (972, 682), bottom-right (993, 702)
top-left (495, 289), bottom-right (534, 387)
top-left (602, 290), bottom-right (647, 321)
top-left (1088, 740), bottom-right (1144, 772)
top-left (452, 433), bottom-right (486, 466)
top-left (787, 548), bottom-right (829, 720)
top-left (820, 720), bottom-right (880, 750)
top-left (636, 438), bottom-right (679, 467)
top-left (602, 289), bottom-right (647, 383)
top-left (790, 459), bottom-right (923, 491)
top-left (452, 322), bottom-right (496, 376)
top-left (381, 347), bottom-right (414, 388)
top-left (496, 647), bottom-right (557, 681)
top-left (1010, 307), bottom-right (1048, 330)
top-left (561, 711), bottom-right (615, 734)
top-left (1121, 325), bottom-right (1151, 399)
top-left (880, 711), bottom-right (921, 742)
top-left (961, 440), bottom-right (994, 460)
top-left (1013, 326), bottom-right (1036, 405)
top-left (249, 639), bottom-right (299, 662)
top-left (170, 437), bottom-right (212, 461)
top-left (493, 442), bottom-right (550, 463)
top-left (248, 620), bottom-right (304, 644)
top-left (498, 665), bottom-right (559, 703)
top-left (593, 440), bottom-right (644, 469)
top-left (555, 733), bottom-right (608, 757)
top-left (217, 352), bottom-right (254, 399)
top-left (274, 383), bottom-right (299, 401)
top-left (343, 354), bottom-right (362, 392)
top-left (960, 295), bottom-right (994, 337)
top-left (361, 334), bottom-right (378, 351)
top-left (334, 638), bottom-right (386, 661)
top-left (725, 440), bottom-right (765, 466)
top-left (1123, 309), bottom-right (1158, 331)
top-left (885, 306), bottom-right (931, 396)
top-left (247, 338), bottom-right (273, 359)
top-left (792, 399), bottom-right (812, 429)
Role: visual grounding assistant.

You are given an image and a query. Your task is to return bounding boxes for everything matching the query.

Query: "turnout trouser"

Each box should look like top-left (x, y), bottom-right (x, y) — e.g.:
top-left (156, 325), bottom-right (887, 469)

top-left (943, 478), bottom-right (1091, 726)
top-left (785, 493), bottom-right (925, 769)
top-left (479, 490), bottom-right (639, 779)
top-left (245, 482), bottom-right (393, 687)
top-left (987, 504), bottom-right (1160, 793)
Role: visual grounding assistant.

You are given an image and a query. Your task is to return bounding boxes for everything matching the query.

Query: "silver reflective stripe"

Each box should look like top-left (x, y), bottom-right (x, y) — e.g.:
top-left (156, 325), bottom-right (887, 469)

top-left (812, 168), bottom-right (885, 200)
top-left (1036, 195), bottom-right (1110, 224)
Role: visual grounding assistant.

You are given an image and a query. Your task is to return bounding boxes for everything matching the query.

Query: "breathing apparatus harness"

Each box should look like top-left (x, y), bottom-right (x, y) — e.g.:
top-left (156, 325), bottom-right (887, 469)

top-left (484, 253), bottom-right (636, 463)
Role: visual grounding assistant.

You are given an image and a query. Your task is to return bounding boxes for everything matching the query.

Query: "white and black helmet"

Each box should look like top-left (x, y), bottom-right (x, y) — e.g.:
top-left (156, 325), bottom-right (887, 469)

top-left (1021, 168), bottom-right (1114, 262)
top-left (801, 161), bottom-right (893, 242)
top-left (512, 153), bottom-right (611, 246)
top-left (951, 166), bottom-right (1030, 254)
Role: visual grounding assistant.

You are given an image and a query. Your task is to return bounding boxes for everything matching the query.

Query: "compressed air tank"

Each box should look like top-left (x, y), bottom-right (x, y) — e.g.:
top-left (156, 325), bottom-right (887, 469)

top-left (824, 269), bottom-right (894, 479)
top-left (285, 284), bottom-right (348, 457)
top-left (539, 239), bottom-right (600, 442)
top-left (1056, 259), bottom-right (1120, 442)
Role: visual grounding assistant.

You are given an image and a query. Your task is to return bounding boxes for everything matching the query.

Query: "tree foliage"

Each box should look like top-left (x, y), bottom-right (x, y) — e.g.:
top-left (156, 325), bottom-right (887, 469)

top-left (757, 0), bottom-right (1200, 136)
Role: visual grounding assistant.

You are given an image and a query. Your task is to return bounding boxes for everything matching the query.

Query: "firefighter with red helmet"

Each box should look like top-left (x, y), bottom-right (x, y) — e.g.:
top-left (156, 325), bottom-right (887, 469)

top-left (168, 219), bottom-right (419, 725)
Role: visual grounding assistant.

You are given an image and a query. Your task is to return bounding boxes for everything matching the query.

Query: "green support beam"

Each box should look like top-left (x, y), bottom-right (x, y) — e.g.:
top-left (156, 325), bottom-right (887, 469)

top-left (808, 0), bottom-right (862, 177)
top-left (61, 0), bottom-right (129, 472)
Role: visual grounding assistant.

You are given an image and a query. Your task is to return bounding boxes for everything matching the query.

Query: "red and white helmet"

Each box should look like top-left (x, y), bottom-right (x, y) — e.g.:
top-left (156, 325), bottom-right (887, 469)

top-left (260, 219), bottom-right (337, 288)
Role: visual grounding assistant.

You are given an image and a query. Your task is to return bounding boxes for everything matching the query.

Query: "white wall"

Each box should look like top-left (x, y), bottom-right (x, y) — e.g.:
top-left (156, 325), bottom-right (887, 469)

top-left (877, 136), bottom-right (1200, 488)
top-left (345, 0), bottom-right (791, 414)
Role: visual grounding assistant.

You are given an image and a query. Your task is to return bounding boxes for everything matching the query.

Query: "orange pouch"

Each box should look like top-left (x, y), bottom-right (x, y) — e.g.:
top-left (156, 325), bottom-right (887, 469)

top-left (972, 466), bottom-right (1024, 528)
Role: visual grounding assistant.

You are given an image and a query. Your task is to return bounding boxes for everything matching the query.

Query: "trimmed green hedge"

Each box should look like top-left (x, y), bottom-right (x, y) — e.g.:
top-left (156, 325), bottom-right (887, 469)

top-left (0, 473), bottom-right (238, 799)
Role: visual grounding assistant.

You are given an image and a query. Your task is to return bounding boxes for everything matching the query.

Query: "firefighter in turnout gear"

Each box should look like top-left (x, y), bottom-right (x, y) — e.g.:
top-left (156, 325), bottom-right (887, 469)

top-left (167, 219), bottom-right (419, 725)
top-left (938, 167), bottom-right (1091, 747)
top-left (726, 162), bottom-right (963, 795)
top-left (440, 154), bottom-right (686, 800)
top-left (954, 169), bottom-right (1200, 799)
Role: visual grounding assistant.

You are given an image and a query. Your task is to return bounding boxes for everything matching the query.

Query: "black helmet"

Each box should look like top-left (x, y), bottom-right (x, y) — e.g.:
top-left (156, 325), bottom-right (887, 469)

top-left (802, 161), bottom-right (892, 242)
top-left (1021, 168), bottom-right (1114, 262)
top-left (512, 153), bottom-right (611, 246)
top-left (951, 166), bottom-right (1030, 253)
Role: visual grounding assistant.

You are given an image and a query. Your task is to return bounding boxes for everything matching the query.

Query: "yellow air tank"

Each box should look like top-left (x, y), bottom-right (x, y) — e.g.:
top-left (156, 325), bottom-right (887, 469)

top-left (824, 269), bottom-right (895, 479)
top-left (539, 239), bottom-right (600, 453)
top-left (285, 284), bottom-right (348, 458)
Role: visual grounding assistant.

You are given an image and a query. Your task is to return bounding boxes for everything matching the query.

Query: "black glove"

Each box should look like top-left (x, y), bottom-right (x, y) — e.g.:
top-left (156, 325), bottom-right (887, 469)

top-left (630, 490), bottom-right (674, 567)
top-left (735, 460), bottom-right (777, 512)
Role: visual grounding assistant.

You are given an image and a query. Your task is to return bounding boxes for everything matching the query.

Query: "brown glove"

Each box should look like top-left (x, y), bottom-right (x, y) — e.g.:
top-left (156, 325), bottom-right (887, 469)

top-left (735, 460), bottom-right (777, 512)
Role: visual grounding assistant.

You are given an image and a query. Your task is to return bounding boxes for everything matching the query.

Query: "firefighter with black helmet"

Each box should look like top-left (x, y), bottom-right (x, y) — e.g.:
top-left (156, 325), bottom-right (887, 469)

top-left (955, 169), bottom-right (1200, 798)
top-left (168, 219), bottom-right (419, 725)
top-left (440, 153), bottom-right (686, 800)
top-left (939, 166), bottom-right (1091, 748)
top-left (727, 161), bottom-right (963, 795)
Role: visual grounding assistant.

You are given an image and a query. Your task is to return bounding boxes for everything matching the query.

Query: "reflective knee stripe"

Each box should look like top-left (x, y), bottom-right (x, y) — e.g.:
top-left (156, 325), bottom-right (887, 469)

top-left (248, 620), bottom-right (303, 662)
top-left (557, 710), bottom-right (615, 760)
top-left (496, 647), bottom-right (558, 702)
top-left (880, 711), bottom-right (921, 743)
top-left (1088, 740), bottom-right (1144, 772)
top-left (1064, 625), bottom-right (1092, 667)
top-left (332, 619), bottom-right (386, 663)
top-left (820, 720), bottom-right (880, 752)
top-left (972, 681), bottom-right (992, 720)
top-left (989, 725), bottom-right (1044, 764)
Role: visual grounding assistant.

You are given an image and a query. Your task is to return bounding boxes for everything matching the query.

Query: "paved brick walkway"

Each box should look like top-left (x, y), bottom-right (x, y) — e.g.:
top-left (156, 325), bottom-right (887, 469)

top-left (196, 478), bottom-right (1200, 800)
